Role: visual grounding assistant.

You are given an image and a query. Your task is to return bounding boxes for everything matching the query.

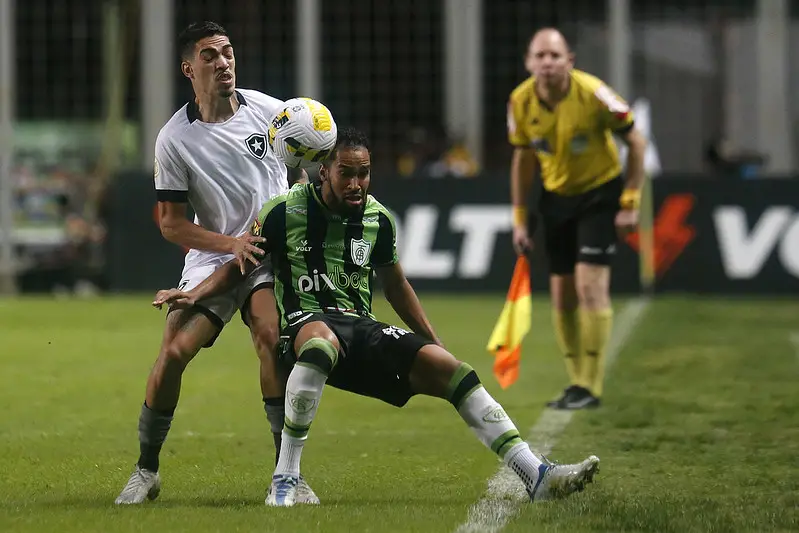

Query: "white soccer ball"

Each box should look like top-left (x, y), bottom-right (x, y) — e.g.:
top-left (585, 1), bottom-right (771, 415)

top-left (267, 97), bottom-right (338, 169)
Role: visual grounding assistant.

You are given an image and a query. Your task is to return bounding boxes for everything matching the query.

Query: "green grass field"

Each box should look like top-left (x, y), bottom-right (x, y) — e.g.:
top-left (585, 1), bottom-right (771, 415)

top-left (1, 294), bottom-right (798, 532)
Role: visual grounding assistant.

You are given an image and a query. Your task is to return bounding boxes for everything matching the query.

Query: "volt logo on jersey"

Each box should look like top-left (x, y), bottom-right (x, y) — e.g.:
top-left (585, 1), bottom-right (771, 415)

top-left (245, 133), bottom-right (267, 159)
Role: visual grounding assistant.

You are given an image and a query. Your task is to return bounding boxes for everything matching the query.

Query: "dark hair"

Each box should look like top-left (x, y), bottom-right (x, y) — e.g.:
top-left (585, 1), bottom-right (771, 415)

top-left (323, 127), bottom-right (371, 167)
top-left (178, 21), bottom-right (228, 60)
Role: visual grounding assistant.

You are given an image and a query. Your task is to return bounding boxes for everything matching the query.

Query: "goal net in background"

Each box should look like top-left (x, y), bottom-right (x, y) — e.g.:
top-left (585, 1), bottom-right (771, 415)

top-left (1, 0), bottom-right (761, 296)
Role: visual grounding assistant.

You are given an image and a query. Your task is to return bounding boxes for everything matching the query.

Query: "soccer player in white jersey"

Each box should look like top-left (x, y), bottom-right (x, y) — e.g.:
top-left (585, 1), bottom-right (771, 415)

top-left (114, 21), bottom-right (318, 505)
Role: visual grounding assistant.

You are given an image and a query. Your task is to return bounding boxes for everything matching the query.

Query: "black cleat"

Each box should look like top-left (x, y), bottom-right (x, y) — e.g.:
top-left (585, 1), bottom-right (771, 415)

top-left (545, 385), bottom-right (578, 409)
top-left (562, 386), bottom-right (601, 410)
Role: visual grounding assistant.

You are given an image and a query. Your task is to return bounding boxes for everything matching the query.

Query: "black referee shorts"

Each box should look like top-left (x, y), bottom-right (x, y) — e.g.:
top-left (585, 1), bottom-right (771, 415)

top-left (536, 176), bottom-right (623, 276)
top-left (279, 312), bottom-right (435, 407)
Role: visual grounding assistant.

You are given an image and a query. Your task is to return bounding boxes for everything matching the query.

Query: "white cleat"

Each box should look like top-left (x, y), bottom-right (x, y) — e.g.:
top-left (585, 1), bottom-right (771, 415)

top-left (114, 465), bottom-right (161, 505)
top-left (295, 476), bottom-right (321, 505)
top-left (265, 474), bottom-right (299, 507)
top-left (528, 455), bottom-right (600, 501)
top-left (266, 474), bottom-right (319, 505)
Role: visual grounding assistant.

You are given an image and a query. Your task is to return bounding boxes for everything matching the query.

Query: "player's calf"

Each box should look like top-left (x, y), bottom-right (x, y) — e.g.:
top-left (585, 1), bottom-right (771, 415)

top-left (269, 328), bottom-right (339, 506)
top-left (116, 309), bottom-right (217, 504)
top-left (410, 348), bottom-right (600, 501)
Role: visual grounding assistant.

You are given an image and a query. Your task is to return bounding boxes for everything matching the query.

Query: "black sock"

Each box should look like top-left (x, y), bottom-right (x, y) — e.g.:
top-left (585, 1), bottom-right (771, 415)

top-left (263, 397), bottom-right (284, 466)
top-left (272, 432), bottom-right (282, 466)
top-left (137, 402), bottom-right (175, 472)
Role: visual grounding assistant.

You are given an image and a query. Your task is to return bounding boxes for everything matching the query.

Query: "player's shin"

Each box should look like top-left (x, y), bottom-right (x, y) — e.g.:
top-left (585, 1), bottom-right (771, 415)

top-left (137, 402), bottom-right (174, 472)
top-left (274, 338), bottom-right (338, 478)
top-left (447, 363), bottom-right (545, 487)
top-left (552, 308), bottom-right (581, 385)
top-left (264, 397), bottom-right (284, 465)
top-left (579, 308), bottom-right (613, 397)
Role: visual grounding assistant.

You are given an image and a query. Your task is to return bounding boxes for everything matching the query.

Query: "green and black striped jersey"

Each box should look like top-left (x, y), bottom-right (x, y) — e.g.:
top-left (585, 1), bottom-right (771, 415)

top-left (251, 182), bottom-right (398, 329)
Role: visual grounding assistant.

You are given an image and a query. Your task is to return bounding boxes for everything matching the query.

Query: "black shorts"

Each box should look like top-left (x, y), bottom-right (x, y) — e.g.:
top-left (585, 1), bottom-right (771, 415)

top-left (536, 176), bottom-right (623, 275)
top-left (278, 312), bottom-right (435, 407)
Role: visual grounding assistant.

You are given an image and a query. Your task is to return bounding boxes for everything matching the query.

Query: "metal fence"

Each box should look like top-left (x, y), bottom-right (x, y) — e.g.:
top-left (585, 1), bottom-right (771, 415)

top-left (1, 0), bottom-right (797, 294)
top-left (9, 0), bottom-right (798, 172)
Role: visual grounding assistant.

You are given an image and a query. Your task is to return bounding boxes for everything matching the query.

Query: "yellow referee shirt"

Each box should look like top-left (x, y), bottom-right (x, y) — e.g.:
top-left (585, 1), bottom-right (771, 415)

top-left (507, 69), bottom-right (635, 196)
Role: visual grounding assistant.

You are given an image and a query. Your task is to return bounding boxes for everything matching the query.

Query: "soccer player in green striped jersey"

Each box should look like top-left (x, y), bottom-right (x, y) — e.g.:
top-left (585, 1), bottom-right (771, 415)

top-left (154, 127), bottom-right (600, 507)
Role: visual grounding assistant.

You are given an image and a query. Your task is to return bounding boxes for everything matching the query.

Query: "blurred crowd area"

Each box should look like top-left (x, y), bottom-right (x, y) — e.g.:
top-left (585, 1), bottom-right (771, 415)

top-left (8, 0), bottom-right (797, 293)
top-left (12, 147), bottom-right (109, 295)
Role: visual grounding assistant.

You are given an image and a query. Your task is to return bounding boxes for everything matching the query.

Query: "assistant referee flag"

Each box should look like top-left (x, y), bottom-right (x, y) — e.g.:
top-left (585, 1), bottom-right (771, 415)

top-left (486, 256), bottom-right (532, 388)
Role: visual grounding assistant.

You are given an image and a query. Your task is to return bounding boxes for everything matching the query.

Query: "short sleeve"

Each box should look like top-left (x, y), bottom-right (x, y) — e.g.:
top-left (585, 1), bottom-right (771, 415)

top-left (371, 209), bottom-right (398, 267)
top-left (251, 194), bottom-right (289, 254)
top-left (507, 97), bottom-right (531, 147)
top-left (154, 133), bottom-right (189, 202)
top-left (593, 83), bottom-right (635, 134)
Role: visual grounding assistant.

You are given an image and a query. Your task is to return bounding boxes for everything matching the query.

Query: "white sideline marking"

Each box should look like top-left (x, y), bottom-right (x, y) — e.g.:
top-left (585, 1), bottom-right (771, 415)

top-left (454, 298), bottom-right (651, 533)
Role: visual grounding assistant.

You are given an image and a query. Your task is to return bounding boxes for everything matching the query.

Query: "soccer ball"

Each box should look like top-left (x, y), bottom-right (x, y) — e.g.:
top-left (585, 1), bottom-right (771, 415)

top-left (267, 97), bottom-right (338, 169)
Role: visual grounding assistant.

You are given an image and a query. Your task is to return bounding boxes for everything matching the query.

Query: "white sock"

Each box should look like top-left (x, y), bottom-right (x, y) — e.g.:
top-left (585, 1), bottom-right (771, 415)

top-left (274, 431), bottom-right (305, 478)
top-left (504, 442), bottom-right (546, 489)
top-left (456, 385), bottom-right (523, 459)
top-left (447, 363), bottom-right (546, 489)
top-left (273, 338), bottom-right (336, 478)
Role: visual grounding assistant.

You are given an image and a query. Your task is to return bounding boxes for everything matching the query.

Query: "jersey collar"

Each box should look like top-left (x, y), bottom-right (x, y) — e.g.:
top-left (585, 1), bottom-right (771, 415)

top-left (186, 90), bottom-right (248, 123)
top-left (533, 72), bottom-right (573, 112)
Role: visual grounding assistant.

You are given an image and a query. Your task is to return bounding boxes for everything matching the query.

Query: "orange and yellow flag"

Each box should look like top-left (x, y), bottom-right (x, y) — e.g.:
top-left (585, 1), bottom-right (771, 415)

top-left (486, 256), bottom-right (532, 389)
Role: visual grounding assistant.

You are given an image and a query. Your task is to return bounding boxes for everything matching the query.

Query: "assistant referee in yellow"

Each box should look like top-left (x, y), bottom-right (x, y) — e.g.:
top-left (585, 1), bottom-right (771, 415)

top-left (507, 28), bottom-right (647, 410)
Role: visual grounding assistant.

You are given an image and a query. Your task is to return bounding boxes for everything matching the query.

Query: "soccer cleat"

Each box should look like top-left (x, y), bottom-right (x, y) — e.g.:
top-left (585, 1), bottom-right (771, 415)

top-left (266, 474), bottom-right (320, 505)
top-left (114, 465), bottom-right (161, 505)
top-left (294, 475), bottom-right (321, 505)
top-left (562, 386), bottom-right (601, 410)
top-left (265, 474), bottom-right (299, 507)
top-left (527, 455), bottom-right (600, 501)
top-left (545, 385), bottom-right (578, 409)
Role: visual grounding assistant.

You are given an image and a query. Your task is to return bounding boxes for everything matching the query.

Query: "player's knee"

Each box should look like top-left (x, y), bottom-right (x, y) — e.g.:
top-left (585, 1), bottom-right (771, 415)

top-left (251, 321), bottom-right (280, 360)
top-left (444, 361), bottom-right (482, 409)
top-left (161, 340), bottom-right (198, 369)
top-left (409, 345), bottom-right (465, 399)
top-left (296, 337), bottom-right (339, 376)
top-left (575, 264), bottom-right (610, 309)
top-left (550, 274), bottom-right (578, 311)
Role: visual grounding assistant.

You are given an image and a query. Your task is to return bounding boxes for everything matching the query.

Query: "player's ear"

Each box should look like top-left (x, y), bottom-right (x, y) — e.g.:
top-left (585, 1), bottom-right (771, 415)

top-left (524, 51), bottom-right (534, 75)
top-left (318, 163), bottom-right (328, 182)
top-left (181, 61), bottom-right (193, 79)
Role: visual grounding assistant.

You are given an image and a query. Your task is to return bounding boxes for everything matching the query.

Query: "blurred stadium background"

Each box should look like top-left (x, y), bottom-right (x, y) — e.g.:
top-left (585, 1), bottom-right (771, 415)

top-left (2, 0), bottom-right (797, 296)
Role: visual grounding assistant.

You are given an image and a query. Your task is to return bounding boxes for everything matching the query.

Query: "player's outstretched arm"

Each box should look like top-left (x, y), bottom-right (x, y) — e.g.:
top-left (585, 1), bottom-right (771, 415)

top-left (158, 201), bottom-right (266, 272)
top-left (376, 262), bottom-right (443, 346)
top-left (152, 259), bottom-right (249, 310)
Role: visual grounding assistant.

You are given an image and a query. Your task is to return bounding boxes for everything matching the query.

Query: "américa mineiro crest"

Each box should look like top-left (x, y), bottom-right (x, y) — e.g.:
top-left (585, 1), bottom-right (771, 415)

top-left (350, 238), bottom-right (372, 267)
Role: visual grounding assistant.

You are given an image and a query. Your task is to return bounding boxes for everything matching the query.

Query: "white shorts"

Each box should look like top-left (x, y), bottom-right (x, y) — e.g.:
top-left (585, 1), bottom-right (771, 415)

top-left (177, 259), bottom-right (275, 329)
